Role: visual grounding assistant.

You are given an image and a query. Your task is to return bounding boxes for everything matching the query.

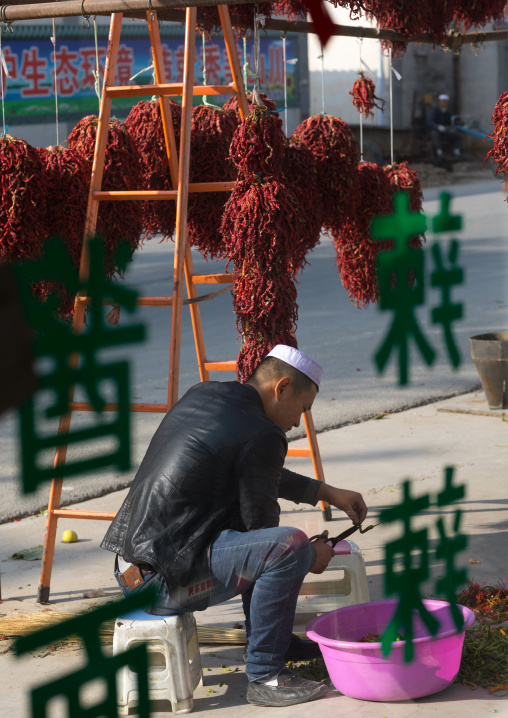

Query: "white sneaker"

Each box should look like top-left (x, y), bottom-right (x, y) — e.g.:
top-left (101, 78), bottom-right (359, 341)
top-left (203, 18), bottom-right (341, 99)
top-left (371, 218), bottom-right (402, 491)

top-left (454, 148), bottom-right (461, 157)
top-left (436, 148), bottom-right (444, 158)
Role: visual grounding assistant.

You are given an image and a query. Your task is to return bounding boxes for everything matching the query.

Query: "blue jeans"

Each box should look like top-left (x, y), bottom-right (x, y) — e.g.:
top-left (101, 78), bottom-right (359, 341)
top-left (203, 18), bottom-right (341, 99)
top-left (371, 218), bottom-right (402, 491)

top-left (115, 526), bottom-right (313, 682)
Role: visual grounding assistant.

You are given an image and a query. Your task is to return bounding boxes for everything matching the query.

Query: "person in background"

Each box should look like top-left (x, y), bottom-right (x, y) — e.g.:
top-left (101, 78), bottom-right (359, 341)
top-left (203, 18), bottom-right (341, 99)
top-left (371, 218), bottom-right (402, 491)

top-left (427, 93), bottom-right (462, 159)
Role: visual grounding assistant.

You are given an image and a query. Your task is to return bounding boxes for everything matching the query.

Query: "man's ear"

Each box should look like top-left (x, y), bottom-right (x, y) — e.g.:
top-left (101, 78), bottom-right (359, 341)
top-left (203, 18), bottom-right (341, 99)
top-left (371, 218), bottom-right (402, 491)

top-left (274, 376), bottom-right (291, 401)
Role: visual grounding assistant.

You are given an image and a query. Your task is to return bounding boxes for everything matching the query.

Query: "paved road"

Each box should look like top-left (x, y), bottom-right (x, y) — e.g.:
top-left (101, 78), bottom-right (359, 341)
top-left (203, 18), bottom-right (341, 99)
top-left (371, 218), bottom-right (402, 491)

top-left (1, 178), bottom-right (506, 522)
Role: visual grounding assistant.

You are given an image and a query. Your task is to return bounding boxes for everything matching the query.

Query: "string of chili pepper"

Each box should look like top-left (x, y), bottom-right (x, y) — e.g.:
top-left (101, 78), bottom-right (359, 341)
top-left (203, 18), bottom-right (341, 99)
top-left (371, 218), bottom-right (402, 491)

top-left (124, 99), bottom-right (182, 242)
top-left (271, 0), bottom-right (307, 22)
top-left (223, 91), bottom-right (278, 125)
top-left (31, 145), bottom-right (90, 320)
top-left (220, 107), bottom-right (301, 382)
top-left (486, 90), bottom-right (508, 180)
top-left (350, 73), bottom-right (385, 119)
top-left (332, 161), bottom-right (393, 308)
top-left (68, 115), bottom-right (143, 276)
top-left (0, 135), bottom-right (48, 263)
top-left (195, 3), bottom-right (272, 39)
top-left (282, 138), bottom-right (323, 272)
top-left (187, 105), bottom-right (238, 259)
top-left (292, 114), bottom-right (360, 233)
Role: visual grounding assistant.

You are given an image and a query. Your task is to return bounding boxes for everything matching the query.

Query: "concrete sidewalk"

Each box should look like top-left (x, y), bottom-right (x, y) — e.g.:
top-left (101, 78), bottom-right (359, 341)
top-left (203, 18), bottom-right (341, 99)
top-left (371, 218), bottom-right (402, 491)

top-left (1, 391), bottom-right (507, 717)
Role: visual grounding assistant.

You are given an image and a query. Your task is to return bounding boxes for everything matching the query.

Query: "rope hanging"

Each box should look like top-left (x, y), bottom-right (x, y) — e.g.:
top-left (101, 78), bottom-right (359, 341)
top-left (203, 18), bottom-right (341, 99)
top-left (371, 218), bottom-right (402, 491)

top-left (0, 31), bottom-right (8, 137)
top-left (318, 45), bottom-right (325, 115)
top-left (202, 32), bottom-right (220, 108)
top-left (50, 19), bottom-right (59, 145)
top-left (281, 31), bottom-right (287, 134)
top-left (251, 3), bottom-right (265, 106)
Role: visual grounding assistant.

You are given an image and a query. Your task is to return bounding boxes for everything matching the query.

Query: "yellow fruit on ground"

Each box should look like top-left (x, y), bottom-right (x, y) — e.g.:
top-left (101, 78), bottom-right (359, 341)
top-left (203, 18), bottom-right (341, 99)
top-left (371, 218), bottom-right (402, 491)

top-left (62, 529), bottom-right (78, 543)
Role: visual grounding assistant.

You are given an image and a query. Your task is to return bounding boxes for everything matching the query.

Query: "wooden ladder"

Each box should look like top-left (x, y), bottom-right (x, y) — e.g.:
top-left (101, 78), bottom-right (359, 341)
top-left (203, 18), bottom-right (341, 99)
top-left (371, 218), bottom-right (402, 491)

top-left (37, 7), bottom-right (330, 604)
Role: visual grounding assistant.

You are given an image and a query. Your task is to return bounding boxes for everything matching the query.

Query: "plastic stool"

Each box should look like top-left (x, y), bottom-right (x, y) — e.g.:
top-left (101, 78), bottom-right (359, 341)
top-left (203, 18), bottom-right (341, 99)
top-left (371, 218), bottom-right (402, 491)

top-left (294, 539), bottom-right (370, 635)
top-left (113, 609), bottom-right (202, 715)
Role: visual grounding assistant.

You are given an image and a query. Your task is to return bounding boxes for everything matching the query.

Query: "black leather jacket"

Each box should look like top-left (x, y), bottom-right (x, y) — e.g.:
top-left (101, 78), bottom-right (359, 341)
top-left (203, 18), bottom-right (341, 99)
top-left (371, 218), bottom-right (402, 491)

top-left (101, 381), bottom-right (321, 599)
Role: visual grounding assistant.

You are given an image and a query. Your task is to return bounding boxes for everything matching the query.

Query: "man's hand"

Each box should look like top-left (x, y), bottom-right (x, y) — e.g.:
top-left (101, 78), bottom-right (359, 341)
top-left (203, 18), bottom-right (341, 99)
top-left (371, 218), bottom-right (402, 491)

top-left (437, 124), bottom-right (447, 132)
top-left (309, 531), bottom-right (334, 574)
top-left (317, 484), bottom-right (368, 524)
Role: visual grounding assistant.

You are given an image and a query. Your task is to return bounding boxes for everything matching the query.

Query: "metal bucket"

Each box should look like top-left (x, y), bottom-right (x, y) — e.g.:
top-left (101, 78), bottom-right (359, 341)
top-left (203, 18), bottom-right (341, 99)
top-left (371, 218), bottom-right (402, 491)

top-left (470, 332), bottom-right (508, 409)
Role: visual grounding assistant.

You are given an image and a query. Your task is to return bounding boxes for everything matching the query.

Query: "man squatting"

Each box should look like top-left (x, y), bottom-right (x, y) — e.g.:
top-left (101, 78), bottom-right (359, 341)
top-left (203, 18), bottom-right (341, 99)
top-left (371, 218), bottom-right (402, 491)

top-left (102, 344), bottom-right (368, 707)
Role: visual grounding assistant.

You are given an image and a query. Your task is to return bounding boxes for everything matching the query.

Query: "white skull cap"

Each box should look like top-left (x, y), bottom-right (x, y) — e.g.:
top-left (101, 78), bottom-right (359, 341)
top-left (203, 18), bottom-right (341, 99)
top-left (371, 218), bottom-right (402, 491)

top-left (266, 345), bottom-right (323, 388)
top-left (438, 94), bottom-right (449, 101)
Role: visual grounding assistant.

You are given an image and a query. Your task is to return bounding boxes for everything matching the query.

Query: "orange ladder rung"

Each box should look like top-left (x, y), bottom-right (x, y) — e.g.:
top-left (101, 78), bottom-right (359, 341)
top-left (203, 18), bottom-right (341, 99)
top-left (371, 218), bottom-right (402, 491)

top-left (93, 182), bottom-right (236, 201)
top-left (70, 402), bottom-right (168, 413)
top-left (191, 274), bottom-right (235, 285)
top-left (52, 509), bottom-right (116, 520)
top-left (106, 83), bottom-right (237, 98)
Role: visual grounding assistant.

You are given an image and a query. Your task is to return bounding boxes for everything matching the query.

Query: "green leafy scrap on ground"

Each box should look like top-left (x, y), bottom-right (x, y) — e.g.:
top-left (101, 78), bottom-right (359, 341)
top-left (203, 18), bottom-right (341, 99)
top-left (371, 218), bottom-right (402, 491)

top-left (3, 546), bottom-right (43, 561)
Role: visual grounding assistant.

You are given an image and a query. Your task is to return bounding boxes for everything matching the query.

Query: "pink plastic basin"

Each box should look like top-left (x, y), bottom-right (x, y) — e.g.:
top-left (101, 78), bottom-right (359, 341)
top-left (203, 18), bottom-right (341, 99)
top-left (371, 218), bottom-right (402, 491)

top-left (306, 599), bottom-right (475, 701)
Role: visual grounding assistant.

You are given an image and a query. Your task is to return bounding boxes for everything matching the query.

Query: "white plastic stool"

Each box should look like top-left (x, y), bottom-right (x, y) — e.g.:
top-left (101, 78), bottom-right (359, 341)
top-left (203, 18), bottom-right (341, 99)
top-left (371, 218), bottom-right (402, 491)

top-left (294, 539), bottom-right (370, 635)
top-left (113, 609), bottom-right (202, 715)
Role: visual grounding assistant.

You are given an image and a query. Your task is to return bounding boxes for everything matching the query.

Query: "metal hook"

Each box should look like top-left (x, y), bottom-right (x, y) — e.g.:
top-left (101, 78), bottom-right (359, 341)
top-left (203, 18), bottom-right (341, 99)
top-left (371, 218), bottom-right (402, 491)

top-left (148, 0), bottom-right (156, 23)
top-left (0, 6), bottom-right (13, 33)
top-left (81, 0), bottom-right (91, 29)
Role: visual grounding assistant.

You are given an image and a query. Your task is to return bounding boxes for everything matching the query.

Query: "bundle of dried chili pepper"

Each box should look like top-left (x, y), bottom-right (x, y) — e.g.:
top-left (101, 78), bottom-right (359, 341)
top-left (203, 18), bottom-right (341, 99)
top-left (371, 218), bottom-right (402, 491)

top-left (0, 135), bottom-right (48, 262)
top-left (486, 90), bottom-right (508, 180)
top-left (272, 0), bottom-right (307, 22)
top-left (349, 73), bottom-right (385, 119)
top-left (187, 105), bottom-right (238, 259)
top-left (220, 180), bottom-right (300, 381)
top-left (220, 107), bottom-right (301, 382)
top-left (195, 3), bottom-right (272, 38)
top-left (332, 162), bottom-right (393, 307)
top-left (68, 115), bottom-right (143, 276)
top-left (223, 91), bottom-right (278, 125)
top-left (282, 138), bottom-right (322, 272)
top-left (32, 145), bottom-right (90, 320)
top-left (292, 114), bottom-right (360, 232)
top-left (230, 104), bottom-right (285, 176)
top-left (363, 0), bottom-right (453, 56)
top-left (325, 0), bottom-right (365, 21)
top-left (124, 99), bottom-right (182, 242)
top-left (384, 161), bottom-right (424, 250)
top-left (453, 0), bottom-right (506, 33)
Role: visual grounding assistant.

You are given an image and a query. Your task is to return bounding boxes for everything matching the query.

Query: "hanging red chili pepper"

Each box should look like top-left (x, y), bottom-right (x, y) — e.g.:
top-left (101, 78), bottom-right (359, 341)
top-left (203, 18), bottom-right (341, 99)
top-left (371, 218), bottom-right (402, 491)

top-left (187, 105), bottom-right (238, 259)
top-left (124, 99), bottom-right (182, 243)
top-left (282, 138), bottom-right (323, 271)
top-left (349, 73), bottom-right (385, 118)
top-left (0, 135), bottom-right (48, 262)
top-left (223, 92), bottom-right (279, 125)
top-left (32, 145), bottom-right (90, 320)
top-left (220, 107), bottom-right (301, 382)
top-left (230, 105), bottom-right (285, 176)
top-left (486, 91), bottom-right (508, 179)
top-left (332, 162), bottom-right (393, 307)
top-left (292, 114), bottom-right (360, 232)
top-left (453, 0), bottom-right (506, 33)
top-left (384, 160), bottom-right (424, 250)
top-left (68, 115), bottom-right (143, 277)
top-left (196, 3), bottom-right (272, 39)
top-left (272, 0), bottom-right (308, 22)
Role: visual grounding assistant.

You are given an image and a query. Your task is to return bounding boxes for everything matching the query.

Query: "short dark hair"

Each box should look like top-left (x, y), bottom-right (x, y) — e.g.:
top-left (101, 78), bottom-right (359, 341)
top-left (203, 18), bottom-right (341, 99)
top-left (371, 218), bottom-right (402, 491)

top-left (247, 356), bottom-right (319, 393)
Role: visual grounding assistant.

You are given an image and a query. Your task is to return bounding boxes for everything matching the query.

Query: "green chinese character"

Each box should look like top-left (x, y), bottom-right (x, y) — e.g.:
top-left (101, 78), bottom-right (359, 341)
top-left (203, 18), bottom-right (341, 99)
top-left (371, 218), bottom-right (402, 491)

top-left (371, 192), bottom-right (435, 386)
top-left (15, 589), bottom-right (154, 718)
top-left (15, 237), bottom-right (145, 493)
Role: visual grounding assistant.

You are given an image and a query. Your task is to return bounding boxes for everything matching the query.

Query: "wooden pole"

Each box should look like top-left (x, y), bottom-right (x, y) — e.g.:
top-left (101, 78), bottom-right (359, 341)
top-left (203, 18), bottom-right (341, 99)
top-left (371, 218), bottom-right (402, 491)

top-left (37, 13), bottom-right (124, 603)
top-left (167, 5), bottom-right (196, 408)
top-left (1, 1), bottom-right (505, 50)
